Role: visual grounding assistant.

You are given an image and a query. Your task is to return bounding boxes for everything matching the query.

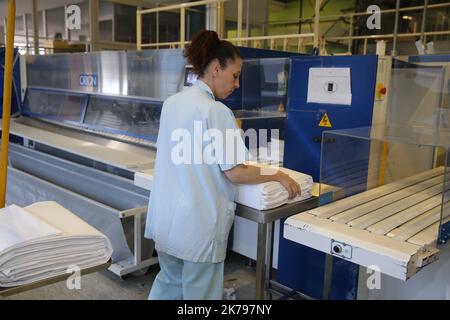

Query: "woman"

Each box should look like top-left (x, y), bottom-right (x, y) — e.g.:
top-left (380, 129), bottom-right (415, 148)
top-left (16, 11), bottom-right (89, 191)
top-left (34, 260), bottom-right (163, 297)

top-left (145, 30), bottom-right (300, 300)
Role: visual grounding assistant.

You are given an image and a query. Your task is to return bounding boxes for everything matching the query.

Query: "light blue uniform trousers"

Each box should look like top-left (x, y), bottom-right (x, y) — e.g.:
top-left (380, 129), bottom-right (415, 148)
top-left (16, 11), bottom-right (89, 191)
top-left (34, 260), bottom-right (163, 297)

top-left (148, 251), bottom-right (224, 300)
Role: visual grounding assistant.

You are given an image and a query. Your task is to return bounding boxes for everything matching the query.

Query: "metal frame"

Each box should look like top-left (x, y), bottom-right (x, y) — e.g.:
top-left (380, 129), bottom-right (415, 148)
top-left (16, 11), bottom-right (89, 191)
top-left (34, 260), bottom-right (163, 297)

top-left (109, 206), bottom-right (159, 277)
top-left (137, 0), bottom-right (450, 55)
top-left (136, 0), bottom-right (314, 51)
top-left (235, 198), bottom-right (319, 299)
top-left (271, 2), bottom-right (450, 55)
top-left (137, 0), bottom-right (230, 50)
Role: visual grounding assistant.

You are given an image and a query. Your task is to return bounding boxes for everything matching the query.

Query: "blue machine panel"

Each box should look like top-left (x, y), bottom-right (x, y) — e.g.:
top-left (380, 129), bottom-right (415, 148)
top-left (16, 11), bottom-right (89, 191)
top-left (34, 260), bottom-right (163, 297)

top-left (284, 55), bottom-right (378, 181)
top-left (278, 55), bottom-right (378, 299)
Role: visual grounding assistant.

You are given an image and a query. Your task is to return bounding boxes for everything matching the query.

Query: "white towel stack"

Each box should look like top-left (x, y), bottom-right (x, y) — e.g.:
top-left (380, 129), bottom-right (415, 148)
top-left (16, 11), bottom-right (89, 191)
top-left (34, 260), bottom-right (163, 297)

top-left (235, 165), bottom-right (314, 210)
top-left (0, 201), bottom-right (113, 287)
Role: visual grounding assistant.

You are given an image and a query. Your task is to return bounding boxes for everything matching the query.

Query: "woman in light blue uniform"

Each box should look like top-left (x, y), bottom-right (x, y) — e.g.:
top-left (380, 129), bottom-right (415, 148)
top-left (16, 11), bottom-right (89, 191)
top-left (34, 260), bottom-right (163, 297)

top-left (145, 30), bottom-right (300, 300)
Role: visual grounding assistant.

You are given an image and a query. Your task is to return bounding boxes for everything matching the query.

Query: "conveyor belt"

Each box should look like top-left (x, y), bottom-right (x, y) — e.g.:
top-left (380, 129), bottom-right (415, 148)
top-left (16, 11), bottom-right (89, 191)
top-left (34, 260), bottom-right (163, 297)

top-left (284, 167), bottom-right (450, 280)
top-left (310, 167), bottom-right (444, 219)
top-left (1, 118), bottom-right (156, 172)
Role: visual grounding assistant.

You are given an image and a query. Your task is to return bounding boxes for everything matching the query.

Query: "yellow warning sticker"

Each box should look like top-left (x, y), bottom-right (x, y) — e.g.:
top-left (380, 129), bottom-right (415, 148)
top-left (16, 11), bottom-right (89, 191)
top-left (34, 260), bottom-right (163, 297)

top-left (319, 113), bottom-right (332, 128)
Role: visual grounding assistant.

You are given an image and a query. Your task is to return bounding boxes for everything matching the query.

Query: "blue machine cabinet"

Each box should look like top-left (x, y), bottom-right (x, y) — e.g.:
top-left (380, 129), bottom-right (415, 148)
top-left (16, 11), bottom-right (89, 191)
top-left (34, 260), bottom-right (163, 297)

top-left (278, 55), bottom-right (378, 299)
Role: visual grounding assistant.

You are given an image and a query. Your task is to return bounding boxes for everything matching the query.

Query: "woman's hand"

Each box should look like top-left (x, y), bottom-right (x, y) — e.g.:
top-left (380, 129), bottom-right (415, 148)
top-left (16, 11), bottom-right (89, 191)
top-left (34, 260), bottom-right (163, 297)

top-left (224, 164), bottom-right (301, 199)
top-left (276, 171), bottom-right (301, 200)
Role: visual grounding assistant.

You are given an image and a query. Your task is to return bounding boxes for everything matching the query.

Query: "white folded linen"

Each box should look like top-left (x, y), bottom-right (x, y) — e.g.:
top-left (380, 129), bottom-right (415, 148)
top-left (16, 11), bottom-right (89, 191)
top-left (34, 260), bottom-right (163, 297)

top-left (0, 201), bottom-right (113, 287)
top-left (235, 164), bottom-right (314, 210)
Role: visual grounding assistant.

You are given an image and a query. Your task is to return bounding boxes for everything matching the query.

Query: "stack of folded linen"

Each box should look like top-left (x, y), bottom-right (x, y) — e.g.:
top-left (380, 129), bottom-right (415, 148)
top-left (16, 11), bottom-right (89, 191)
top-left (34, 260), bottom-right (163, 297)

top-left (235, 165), bottom-right (314, 210)
top-left (0, 201), bottom-right (113, 287)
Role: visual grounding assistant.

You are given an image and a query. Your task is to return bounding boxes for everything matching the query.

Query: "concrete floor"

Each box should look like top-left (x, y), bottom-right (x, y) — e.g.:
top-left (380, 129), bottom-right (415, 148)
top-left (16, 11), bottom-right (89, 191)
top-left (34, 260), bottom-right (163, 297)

top-left (1, 251), bottom-right (263, 300)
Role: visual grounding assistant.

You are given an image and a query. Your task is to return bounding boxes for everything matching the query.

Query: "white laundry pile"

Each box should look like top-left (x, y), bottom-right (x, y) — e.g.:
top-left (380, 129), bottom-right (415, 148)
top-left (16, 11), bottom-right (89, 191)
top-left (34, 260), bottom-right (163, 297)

top-left (235, 164), bottom-right (314, 210)
top-left (0, 201), bottom-right (113, 287)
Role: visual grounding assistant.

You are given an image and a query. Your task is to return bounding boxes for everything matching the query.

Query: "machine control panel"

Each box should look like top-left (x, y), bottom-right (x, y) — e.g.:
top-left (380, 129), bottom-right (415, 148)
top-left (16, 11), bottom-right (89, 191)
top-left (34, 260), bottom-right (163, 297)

top-left (330, 240), bottom-right (352, 259)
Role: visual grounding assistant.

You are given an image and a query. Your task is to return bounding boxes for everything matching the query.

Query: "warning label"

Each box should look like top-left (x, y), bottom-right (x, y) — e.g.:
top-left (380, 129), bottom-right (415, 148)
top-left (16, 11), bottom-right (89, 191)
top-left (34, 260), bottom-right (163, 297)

top-left (319, 113), bottom-right (332, 128)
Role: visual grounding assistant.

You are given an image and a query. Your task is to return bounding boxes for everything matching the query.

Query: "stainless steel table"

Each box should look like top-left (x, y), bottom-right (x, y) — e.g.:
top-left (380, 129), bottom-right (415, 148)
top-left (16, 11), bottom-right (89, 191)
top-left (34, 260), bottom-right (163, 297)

top-left (235, 198), bottom-right (319, 299)
top-left (131, 170), bottom-right (328, 299)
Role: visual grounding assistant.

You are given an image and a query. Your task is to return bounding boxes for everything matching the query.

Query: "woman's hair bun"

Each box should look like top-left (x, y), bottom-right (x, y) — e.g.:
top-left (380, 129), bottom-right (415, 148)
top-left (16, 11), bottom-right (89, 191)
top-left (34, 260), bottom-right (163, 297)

top-left (184, 30), bottom-right (241, 77)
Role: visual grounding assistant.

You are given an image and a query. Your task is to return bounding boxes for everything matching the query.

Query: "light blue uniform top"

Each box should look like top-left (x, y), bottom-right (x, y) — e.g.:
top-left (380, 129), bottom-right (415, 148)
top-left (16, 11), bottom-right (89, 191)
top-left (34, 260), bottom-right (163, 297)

top-left (144, 80), bottom-right (248, 263)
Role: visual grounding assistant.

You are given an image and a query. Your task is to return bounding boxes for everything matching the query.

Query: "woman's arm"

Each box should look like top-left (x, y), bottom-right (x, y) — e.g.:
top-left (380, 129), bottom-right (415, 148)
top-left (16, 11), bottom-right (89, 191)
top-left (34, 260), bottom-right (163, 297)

top-left (224, 164), bottom-right (300, 199)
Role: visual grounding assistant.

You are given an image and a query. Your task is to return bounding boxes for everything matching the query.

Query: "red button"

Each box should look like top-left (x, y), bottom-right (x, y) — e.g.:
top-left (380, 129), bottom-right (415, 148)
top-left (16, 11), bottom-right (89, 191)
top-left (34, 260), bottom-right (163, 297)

top-left (379, 87), bottom-right (386, 95)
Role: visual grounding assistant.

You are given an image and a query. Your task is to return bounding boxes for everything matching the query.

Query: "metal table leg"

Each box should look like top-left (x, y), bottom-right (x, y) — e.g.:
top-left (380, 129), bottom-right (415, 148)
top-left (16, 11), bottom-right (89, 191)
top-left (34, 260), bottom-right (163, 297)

top-left (322, 254), bottom-right (333, 300)
top-left (265, 221), bottom-right (274, 299)
top-left (255, 222), bottom-right (267, 300)
top-left (134, 213), bottom-right (142, 266)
